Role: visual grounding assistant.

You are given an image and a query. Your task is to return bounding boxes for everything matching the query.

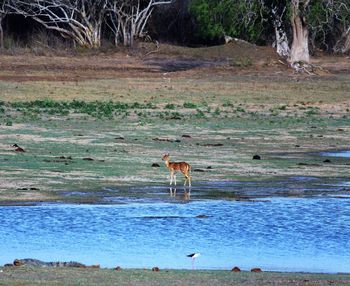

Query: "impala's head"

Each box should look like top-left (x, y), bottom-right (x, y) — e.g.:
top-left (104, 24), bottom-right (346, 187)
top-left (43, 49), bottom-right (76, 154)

top-left (162, 153), bottom-right (170, 161)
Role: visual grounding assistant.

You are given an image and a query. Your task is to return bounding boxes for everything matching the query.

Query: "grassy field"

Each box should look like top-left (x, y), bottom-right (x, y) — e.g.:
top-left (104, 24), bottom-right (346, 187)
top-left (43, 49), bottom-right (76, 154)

top-left (0, 68), bottom-right (349, 203)
top-left (1, 267), bottom-right (350, 286)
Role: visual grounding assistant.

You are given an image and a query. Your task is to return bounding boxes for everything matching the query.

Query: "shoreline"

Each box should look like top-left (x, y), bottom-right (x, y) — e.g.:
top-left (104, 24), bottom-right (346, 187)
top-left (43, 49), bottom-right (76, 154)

top-left (1, 266), bottom-right (350, 286)
top-left (2, 263), bottom-right (350, 275)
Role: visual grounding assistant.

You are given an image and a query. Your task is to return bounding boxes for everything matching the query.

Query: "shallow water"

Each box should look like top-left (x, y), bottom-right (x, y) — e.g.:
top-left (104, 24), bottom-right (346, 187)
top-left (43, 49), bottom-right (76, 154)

top-left (321, 150), bottom-right (350, 158)
top-left (1, 196), bottom-right (350, 273)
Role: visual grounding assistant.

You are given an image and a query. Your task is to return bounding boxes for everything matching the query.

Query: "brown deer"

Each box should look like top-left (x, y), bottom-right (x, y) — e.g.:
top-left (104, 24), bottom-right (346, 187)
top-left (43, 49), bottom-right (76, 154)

top-left (162, 154), bottom-right (191, 187)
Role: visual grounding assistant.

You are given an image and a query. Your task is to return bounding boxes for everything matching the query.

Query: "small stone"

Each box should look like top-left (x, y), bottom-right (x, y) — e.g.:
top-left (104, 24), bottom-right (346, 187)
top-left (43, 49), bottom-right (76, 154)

top-left (251, 268), bottom-right (262, 273)
top-left (252, 155), bottom-right (261, 160)
top-left (231, 266), bottom-right (241, 272)
top-left (193, 169), bottom-right (205, 172)
top-left (182, 134), bottom-right (192, 138)
top-left (152, 163), bottom-right (160, 167)
top-left (323, 159), bottom-right (331, 163)
top-left (196, 214), bottom-right (209, 218)
top-left (83, 158), bottom-right (94, 161)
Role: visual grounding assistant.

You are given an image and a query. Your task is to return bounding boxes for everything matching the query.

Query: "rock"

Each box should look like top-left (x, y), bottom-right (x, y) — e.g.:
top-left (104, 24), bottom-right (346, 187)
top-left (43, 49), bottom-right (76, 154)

top-left (152, 163), bottom-right (160, 167)
top-left (4, 263), bottom-right (13, 267)
top-left (57, 156), bottom-right (73, 160)
top-left (199, 143), bottom-right (224, 147)
top-left (252, 155), bottom-right (261, 160)
top-left (323, 159), bottom-right (331, 163)
top-left (182, 134), bottom-right (192, 138)
top-left (206, 166), bottom-right (212, 169)
top-left (115, 266), bottom-right (122, 271)
top-left (196, 214), bottom-right (209, 218)
top-left (193, 169), bottom-right (206, 172)
top-left (152, 138), bottom-right (179, 143)
top-left (251, 268), bottom-right (262, 273)
top-left (115, 136), bottom-right (125, 140)
top-left (83, 158), bottom-right (94, 161)
top-left (231, 266), bottom-right (241, 272)
top-left (295, 145), bottom-right (300, 147)
top-left (152, 267), bottom-right (160, 272)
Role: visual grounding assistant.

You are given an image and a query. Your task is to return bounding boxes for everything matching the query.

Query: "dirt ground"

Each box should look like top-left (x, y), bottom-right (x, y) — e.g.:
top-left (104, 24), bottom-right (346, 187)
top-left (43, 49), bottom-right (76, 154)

top-left (2, 42), bottom-right (347, 82)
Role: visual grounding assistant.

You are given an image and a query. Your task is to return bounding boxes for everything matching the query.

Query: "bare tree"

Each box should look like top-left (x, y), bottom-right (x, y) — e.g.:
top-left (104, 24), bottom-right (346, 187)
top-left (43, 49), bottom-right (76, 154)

top-left (290, 0), bottom-right (310, 64)
top-left (271, 4), bottom-right (290, 58)
top-left (0, 0), bottom-right (7, 50)
top-left (107, 0), bottom-right (172, 47)
top-left (6, 0), bottom-right (108, 48)
top-left (335, 25), bottom-right (350, 53)
top-left (332, 1), bottom-right (350, 54)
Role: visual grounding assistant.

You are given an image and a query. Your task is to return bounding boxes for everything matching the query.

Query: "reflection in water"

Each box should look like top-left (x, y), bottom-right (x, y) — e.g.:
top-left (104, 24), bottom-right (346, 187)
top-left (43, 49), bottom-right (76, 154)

top-left (169, 187), bottom-right (191, 200)
top-left (0, 197), bottom-right (350, 273)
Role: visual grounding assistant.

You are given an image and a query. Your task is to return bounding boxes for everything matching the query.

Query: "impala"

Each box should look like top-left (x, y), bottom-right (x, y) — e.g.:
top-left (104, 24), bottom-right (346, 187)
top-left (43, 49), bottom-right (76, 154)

top-left (162, 153), bottom-right (191, 187)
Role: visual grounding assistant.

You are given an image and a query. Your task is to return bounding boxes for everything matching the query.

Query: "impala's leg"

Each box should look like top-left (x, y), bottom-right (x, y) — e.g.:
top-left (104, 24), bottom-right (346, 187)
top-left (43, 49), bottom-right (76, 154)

top-left (174, 174), bottom-right (177, 186)
top-left (184, 172), bottom-right (191, 187)
top-left (169, 171), bottom-right (173, 185)
top-left (170, 187), bottom-right (176, 196)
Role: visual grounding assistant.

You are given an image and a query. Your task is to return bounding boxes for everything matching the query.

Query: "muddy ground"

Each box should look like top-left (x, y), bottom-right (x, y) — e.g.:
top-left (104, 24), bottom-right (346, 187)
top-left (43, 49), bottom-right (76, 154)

top-left (0, 43), bottom-right (349, 204)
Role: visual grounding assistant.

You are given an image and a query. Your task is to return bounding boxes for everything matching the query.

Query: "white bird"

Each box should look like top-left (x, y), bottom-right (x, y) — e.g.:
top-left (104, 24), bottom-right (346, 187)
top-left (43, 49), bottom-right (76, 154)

top-left (187, 253), bottom-right (200, 269)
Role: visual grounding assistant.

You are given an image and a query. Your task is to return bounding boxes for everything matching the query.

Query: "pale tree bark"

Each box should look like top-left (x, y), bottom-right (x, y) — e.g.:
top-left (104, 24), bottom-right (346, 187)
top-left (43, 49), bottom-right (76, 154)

top-left (334, 25), bottom-right (350, 54)
top-left (0, 0), bottom-right (6, 50)
top-left (272, 6), bottom-right (290, 58)
top-left (290, 0), bottom-right (310, 64)
top-left (0, 13), bottom-right (4, 50)
top-left (6, 0), bottom-right (108, 49)
top-left (107, 0), bottom-right (172, 47)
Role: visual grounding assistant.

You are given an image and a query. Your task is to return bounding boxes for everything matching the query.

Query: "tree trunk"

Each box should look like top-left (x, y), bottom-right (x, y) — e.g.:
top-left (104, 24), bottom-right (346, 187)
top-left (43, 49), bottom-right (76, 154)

top-left (334, 26), bottom-right (350, 54)
top-left (275, 26), bottom-right (290, 58)
top-left (343, 34), bottom-right (350, 54)
top-left (0, 14), bottom-right (4, 50)
top-left (272, 6), bottom-right (290, 58)
top-left (290, 0), bottom-right (309, 63)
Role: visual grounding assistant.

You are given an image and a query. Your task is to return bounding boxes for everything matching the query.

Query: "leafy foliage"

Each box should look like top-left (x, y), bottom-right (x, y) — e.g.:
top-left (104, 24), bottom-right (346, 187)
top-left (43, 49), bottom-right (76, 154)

top-left (189, 0), bottom-right (269, 43)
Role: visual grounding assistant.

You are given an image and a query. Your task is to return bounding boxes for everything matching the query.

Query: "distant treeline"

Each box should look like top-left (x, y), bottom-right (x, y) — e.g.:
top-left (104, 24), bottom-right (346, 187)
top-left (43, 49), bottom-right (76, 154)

top-left (0, 1), bottom-right (349, 60)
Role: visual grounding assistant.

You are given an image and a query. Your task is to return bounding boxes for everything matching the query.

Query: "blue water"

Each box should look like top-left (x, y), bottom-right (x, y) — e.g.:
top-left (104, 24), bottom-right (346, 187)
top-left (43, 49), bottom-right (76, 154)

top-left (1, 198), bottom-right (350, 273)
top-left (321, 150), bottom-right (350, 158)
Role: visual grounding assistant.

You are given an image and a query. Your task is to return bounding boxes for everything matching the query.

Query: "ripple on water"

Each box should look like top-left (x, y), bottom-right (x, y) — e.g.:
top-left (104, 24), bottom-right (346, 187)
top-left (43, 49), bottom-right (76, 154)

top-left (0, 197), bottom-right (349, 273)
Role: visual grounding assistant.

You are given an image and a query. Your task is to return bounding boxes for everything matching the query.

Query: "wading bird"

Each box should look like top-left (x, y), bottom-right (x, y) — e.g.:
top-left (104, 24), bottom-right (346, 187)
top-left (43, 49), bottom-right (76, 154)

top-left (187, 253), bottom-right (200, 269)
top-left (162, 154), bottom-right (191, 187)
